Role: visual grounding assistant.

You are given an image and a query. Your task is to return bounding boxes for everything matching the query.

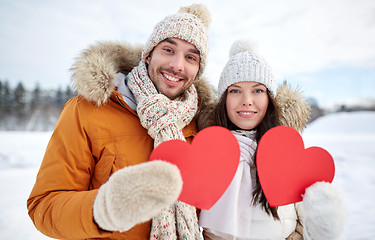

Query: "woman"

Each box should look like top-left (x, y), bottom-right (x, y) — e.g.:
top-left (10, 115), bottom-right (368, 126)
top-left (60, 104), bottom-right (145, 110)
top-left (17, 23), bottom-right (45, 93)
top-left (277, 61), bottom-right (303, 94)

top-left (199, 40), bottom-right (345, 240)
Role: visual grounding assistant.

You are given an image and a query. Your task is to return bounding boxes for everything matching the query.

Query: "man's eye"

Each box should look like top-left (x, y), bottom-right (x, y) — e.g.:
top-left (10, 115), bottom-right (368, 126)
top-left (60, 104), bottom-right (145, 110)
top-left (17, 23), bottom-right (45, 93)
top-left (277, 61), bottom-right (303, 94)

top-left (163, 48), bottom-right (173, 53)
top-left (187, 55), bottom-right (197, 61)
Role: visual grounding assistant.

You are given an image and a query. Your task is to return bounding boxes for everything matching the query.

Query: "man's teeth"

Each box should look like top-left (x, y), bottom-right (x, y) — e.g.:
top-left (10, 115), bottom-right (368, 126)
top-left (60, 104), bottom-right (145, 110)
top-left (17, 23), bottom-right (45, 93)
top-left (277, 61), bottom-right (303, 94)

top-left (163, 73), bottom-right (180, 82)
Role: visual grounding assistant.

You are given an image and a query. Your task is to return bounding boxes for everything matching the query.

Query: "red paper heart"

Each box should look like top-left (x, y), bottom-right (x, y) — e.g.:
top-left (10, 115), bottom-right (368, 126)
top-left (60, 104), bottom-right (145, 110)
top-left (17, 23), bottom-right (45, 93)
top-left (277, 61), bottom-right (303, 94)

top-left (149, 126), bottom-right (240, 210)
top-left (257, 126), bottom-right (335, 207)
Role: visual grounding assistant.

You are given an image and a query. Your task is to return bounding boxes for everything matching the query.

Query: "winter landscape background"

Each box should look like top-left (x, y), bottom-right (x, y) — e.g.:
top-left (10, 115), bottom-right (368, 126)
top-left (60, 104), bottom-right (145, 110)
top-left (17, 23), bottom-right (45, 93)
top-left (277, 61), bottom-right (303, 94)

top-left (1, 0), bottom-right (375, 239)
top-left (1, 0), bottom-right (375, 109)
top-left (0, 111), bottom-right (374, 239)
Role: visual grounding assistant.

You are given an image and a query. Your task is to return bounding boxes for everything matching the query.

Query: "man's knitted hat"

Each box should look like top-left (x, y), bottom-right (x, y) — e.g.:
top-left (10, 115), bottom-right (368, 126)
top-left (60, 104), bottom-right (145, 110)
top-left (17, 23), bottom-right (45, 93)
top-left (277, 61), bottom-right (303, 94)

top-left (218, 40), bottom-right (276, 99)
top-left (142, 4), bottom-right (211, 79)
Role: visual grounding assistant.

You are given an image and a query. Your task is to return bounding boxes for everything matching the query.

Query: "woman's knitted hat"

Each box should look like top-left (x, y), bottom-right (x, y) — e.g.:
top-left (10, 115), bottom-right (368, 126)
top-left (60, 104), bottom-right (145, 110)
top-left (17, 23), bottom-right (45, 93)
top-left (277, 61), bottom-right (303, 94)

top-left (142, 4), bottom-right (211, 79)
top-left (218, 40), bottom-right (276, 99)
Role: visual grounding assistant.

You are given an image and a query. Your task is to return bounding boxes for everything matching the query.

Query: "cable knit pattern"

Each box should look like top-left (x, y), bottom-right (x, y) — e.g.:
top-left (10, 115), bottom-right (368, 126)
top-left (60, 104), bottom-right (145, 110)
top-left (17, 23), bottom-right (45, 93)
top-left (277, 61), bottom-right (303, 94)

top-left (218, 40), bottom-right (276, 99)
top-left (142, 4), bottom-right (211, 79)
top-left (127, 60), bottom-right (200, 239)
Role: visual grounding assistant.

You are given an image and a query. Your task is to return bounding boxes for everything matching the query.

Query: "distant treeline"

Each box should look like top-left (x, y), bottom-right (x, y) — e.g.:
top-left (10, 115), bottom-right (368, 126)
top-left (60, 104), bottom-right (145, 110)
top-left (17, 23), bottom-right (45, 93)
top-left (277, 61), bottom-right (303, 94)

top-left (1, 79), bottom-right (374, 131)
top-left (0, 80), bottom-right (75, 131)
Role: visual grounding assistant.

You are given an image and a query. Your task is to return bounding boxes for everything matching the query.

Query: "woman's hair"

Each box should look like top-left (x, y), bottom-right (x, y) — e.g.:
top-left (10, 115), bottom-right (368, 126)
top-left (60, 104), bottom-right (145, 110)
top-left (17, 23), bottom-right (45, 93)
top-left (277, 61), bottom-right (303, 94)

top-left (214, 89), bottom-right (281, 220)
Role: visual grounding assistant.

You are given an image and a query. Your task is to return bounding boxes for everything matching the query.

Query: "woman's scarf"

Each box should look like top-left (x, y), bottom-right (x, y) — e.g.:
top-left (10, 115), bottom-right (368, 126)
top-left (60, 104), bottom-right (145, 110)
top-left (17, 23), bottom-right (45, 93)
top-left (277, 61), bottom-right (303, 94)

top-left (199, 130), bottom-right (257, 238)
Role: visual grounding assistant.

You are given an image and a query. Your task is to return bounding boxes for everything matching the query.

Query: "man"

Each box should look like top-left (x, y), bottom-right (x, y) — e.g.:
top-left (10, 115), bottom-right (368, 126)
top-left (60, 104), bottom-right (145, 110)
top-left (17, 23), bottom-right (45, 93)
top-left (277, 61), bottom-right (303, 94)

top-left (27, 4), bottom-right (216, 239)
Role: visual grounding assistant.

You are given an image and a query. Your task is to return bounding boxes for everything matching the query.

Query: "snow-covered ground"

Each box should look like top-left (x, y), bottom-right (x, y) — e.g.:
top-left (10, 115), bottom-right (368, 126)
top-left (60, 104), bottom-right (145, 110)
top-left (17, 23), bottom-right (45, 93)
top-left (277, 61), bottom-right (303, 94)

top-left (0, 111), bottom-right (374, 239)
top-left (302, 111), bottom-right (375, 240)
top-left (0, 131), bottom-right (53, 239)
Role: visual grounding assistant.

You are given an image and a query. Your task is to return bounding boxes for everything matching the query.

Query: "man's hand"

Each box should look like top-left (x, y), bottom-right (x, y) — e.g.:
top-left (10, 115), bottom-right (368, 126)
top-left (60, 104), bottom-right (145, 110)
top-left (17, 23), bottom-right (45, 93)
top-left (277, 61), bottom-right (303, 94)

top-left (93, 160), bottom-right (182, 232)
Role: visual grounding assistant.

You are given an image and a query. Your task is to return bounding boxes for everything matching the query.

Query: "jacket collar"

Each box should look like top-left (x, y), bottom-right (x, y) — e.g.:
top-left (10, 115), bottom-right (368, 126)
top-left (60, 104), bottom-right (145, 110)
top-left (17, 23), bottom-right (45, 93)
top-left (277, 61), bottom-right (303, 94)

top-left (116, 72), bottom-right (136, 110)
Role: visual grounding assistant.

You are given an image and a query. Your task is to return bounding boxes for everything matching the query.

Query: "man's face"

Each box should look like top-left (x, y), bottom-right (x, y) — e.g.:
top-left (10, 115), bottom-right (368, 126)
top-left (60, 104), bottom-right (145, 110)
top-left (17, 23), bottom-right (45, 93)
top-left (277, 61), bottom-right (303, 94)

top-left (146, 38), bottom-right (200, 100)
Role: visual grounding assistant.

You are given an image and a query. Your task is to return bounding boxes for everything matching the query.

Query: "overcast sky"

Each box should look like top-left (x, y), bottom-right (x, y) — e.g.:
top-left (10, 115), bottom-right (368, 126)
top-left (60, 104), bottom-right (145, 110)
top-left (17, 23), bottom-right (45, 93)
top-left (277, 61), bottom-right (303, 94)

top-left (1, 0), bottom-right (375, 108)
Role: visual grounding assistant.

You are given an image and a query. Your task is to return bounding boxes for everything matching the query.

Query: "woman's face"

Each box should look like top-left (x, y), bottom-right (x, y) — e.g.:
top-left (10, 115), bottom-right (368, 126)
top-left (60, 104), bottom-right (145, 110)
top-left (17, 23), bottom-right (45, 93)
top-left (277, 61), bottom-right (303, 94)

top-left (226, 81), bottom-right (269, 130)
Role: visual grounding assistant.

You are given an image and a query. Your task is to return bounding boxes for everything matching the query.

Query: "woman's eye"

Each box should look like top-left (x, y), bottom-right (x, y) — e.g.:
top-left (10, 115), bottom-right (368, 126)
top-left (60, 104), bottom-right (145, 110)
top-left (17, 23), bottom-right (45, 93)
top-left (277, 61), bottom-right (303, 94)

top-left (254, 89), bottom-right (264, 93)
top-left (229, 89), bottom-right (240, 93)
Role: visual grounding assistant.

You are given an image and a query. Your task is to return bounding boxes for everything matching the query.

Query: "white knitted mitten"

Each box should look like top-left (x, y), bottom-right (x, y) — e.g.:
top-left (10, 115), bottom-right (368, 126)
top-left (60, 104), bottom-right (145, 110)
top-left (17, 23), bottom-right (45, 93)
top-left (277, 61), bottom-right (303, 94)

top-left (93, 160), bottom-right (182, 232)
top-left (303, 181), bottom-right (346, 240)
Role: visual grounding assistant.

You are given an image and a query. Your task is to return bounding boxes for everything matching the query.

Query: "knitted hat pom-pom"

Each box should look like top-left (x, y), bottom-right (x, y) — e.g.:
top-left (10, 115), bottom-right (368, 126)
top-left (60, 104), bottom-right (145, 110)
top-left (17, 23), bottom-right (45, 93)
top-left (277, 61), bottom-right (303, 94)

top-left (179, 4), bottom-right (211, 29)
top-left (229, 39), bottom-right (258, 57)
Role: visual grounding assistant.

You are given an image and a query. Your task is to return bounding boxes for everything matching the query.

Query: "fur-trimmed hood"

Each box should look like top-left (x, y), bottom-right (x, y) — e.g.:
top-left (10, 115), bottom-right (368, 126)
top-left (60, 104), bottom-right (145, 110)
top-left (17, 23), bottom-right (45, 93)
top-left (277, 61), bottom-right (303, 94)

top-left (71, 42), bottom-right (310, 132)
top-left (71, 41), bottom-right (141, 106)
top-left (276, 82), bottom-right (311, 132)
top-left (71, 41), bottom-right (217, 129)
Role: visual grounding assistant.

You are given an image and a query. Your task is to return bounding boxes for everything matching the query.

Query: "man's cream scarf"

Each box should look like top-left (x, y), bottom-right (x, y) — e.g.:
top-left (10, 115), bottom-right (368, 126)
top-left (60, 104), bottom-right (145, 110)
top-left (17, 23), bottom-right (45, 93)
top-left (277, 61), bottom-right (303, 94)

top-left (127, 61), bottom-right (201, 239)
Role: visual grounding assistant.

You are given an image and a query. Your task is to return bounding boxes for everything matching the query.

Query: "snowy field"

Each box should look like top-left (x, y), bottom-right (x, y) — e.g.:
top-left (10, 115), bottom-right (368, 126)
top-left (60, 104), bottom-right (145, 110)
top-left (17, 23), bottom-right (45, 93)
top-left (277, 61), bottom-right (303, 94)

top-left (0, 111), bottom-right (374, 239)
